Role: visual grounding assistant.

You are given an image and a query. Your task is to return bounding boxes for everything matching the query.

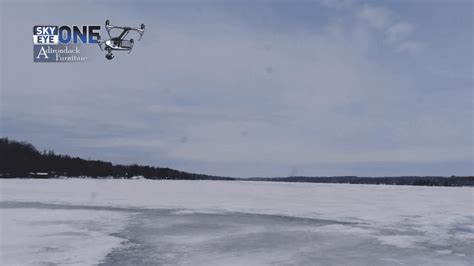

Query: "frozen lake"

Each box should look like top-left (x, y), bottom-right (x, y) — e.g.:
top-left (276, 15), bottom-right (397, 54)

top-left (1, 179), bottom-right (473, 265)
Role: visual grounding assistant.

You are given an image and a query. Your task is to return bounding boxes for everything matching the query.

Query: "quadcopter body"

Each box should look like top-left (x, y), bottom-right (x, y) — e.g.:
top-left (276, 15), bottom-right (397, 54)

top-left (98, 20), bottom-right (145, 60)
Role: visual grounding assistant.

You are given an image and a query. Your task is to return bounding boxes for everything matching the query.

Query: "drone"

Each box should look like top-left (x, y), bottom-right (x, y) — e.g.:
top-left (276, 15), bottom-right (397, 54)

top-left (98, 19), bottom-right (145, 60)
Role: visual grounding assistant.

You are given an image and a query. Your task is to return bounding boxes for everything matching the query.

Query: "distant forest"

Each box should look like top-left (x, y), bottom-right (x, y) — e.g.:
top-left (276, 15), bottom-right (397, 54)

top-left (0, 138), bottom-right (232, 181)
top-left (1, 138), bottom-right (473, 186)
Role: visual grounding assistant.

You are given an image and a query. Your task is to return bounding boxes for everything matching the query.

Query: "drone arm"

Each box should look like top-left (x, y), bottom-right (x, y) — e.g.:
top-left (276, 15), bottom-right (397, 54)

top-left (118, 29), bottom-right (130, 40)
top-left (104, 25), bottom-right (113, 38)
top-left (97, 40), bottom-right (104, 51)
top-left (130, 28), bottom-right (145, 41)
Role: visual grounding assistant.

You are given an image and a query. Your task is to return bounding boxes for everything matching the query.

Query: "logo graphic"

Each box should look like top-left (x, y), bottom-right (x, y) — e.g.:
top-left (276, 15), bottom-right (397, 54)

top-left (98, 20), bottom-right (145, 60)
top-left (33, 25), bottom-right (100, 62)
top-left (33, 20), bottom-right (145, 62)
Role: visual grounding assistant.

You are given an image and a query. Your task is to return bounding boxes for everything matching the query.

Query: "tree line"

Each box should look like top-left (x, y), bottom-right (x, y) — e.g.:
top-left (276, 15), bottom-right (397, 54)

top-left (1, 137), bottom-right (472, 186)
top-left (0, 138), bottom-right (233, 180)
top-left (248, 175), bottom-right (474, 187)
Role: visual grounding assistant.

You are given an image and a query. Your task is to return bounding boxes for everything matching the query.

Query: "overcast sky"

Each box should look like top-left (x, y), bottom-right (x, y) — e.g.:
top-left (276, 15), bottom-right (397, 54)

top-left (0, 0), bottom-right (472, 177)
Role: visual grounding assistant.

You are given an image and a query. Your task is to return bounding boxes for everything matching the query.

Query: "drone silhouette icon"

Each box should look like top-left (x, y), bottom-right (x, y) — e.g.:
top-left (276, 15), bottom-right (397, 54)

top-left (98, 20), bottom-right (145, 60)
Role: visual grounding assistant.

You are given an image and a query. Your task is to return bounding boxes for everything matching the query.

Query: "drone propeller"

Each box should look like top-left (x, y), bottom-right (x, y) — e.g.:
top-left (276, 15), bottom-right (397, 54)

top-left (104, 20), bottom-right (145, 40)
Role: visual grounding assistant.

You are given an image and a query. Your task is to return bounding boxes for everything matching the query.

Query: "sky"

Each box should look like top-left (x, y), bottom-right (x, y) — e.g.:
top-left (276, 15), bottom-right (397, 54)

top-left (0, 0), bottom-right (472, 177)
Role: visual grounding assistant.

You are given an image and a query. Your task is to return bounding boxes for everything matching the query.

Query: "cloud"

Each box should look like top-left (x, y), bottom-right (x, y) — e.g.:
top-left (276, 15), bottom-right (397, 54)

top-left (356, 5), bottom-right (422, 55)
top-left (358, 5), bottom-right (392, 30)
top-left (79, 137), bottom-right (165, 150)
top-left (321, 0), bottom-right (357, 9)
top-left (396, 40), bottom-right (423, 55)
top-left (386, 22), bottom-right (414, 43)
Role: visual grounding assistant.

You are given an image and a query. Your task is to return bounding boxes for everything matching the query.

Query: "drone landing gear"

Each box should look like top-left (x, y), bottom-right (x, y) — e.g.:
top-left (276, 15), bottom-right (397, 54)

top-left (105, 48), bottom-right (114, 60)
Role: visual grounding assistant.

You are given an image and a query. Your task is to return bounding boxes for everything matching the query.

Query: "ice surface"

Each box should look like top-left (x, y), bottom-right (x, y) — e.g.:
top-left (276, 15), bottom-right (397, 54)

top-left (0, 179), bottom-right (473, 265)
top-left (0, 206), bottom-right (130, 265)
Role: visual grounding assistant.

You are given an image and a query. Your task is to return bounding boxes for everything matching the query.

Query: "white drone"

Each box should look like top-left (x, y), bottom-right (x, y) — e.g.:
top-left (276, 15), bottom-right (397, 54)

top-left (98, 19), bottom-right (145, 60)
